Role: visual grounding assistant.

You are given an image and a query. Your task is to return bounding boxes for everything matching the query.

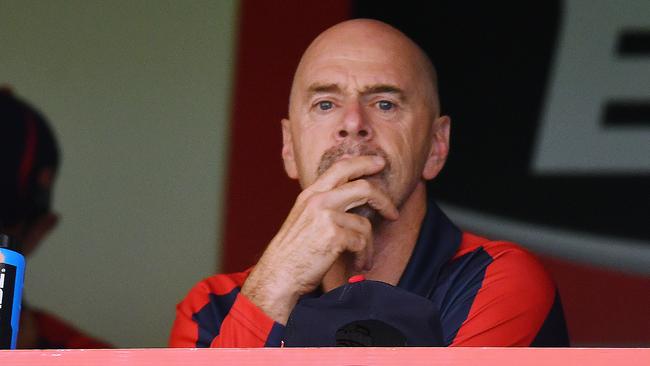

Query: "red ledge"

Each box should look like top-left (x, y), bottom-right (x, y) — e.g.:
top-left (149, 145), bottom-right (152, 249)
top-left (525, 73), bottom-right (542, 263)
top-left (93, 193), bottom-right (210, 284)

top-left (1, 347), bottom-right (649, 366)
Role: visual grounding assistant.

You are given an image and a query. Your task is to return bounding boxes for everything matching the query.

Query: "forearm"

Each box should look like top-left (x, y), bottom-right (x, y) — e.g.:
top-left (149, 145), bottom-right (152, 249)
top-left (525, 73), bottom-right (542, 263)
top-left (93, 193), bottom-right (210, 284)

top-left (240, 257), bottom-right (302, 325)
top-left (209, 292), bottom-right (285, 347)
top-left (169, 272), bottom-right (284, 348)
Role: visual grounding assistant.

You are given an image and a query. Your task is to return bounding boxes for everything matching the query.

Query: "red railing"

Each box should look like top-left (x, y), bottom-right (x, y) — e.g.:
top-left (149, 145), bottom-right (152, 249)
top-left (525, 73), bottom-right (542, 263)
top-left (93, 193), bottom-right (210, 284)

top-left (1, 347), bottom-right (648, 366)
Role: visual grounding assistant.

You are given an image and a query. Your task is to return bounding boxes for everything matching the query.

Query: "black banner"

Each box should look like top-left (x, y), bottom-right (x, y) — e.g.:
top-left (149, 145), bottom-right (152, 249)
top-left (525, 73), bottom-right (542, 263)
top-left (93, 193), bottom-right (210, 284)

top-left (354, 1), bottom-right (649, 243)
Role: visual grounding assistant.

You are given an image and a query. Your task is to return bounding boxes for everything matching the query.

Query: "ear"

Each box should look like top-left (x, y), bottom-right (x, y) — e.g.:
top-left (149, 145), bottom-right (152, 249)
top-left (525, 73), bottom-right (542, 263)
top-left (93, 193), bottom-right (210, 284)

top-left (422, 115), bottom-right (451, 180)
top-left (281, 118), bottom-right (299, 179)
top-left (20, 212), bottom-right (59, 256)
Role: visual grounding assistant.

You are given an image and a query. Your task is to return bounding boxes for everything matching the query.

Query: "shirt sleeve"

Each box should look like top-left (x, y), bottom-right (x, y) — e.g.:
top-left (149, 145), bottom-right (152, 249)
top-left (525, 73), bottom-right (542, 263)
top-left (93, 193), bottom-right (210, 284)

top-left (168, 271), bottom-right (285, 348)
top-left (446, 241), bottom-right (565, 346)
top-left (28, 308), bottom-right (112, 349)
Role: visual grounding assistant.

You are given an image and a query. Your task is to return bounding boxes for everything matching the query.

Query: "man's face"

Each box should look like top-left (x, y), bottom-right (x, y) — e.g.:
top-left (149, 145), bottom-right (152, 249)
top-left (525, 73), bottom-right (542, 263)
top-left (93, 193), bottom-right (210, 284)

top-left (282, 22), bottom-right (447, 214)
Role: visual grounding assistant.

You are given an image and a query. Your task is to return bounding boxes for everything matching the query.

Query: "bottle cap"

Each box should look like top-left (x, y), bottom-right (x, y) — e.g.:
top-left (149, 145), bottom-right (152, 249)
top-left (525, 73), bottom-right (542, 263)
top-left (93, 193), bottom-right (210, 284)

top-left (0, 233), bottom-right (9, 248)
top-left (0, 233), bottom-right (21, 253)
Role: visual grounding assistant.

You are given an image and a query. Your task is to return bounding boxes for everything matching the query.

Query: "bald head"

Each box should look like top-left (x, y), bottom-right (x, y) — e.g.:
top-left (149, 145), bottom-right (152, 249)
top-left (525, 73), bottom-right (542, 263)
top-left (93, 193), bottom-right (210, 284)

top-left (289, 19), bottom-right (440, 118)
top-left (281, 18), bottom-right (451, 201)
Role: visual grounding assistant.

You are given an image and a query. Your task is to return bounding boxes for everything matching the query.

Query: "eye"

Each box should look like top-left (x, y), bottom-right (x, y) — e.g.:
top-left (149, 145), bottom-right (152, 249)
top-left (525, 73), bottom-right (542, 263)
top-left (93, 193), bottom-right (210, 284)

top-left (377, 100), bottom-right (395, 111)
top-left (317, 100), bottom-right (334, 111)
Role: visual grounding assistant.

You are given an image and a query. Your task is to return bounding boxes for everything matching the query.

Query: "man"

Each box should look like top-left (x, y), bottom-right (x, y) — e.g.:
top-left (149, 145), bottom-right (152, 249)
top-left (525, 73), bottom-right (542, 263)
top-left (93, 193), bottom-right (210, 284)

top-left (170, 19), bottom-right (568, 347)
top-left (0, 88), bottom-right (111, 348)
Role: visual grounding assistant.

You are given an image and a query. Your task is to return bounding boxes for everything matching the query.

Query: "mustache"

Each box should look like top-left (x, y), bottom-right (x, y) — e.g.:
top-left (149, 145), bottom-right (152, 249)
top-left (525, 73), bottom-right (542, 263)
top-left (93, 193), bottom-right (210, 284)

top-left (317, 143), bottom-right (391, 178)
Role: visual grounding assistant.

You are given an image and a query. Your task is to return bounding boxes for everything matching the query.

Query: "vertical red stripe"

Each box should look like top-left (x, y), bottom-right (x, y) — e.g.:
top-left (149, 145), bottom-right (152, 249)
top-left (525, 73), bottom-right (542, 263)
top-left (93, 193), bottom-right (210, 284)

top-left (223, 0), bottom-right (351, 272)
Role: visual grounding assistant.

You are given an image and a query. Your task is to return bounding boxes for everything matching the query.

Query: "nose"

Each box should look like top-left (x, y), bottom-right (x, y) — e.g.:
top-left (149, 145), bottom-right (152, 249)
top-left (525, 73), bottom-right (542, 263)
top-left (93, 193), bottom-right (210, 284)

top-left (336, 101), bottom-right (373, 142)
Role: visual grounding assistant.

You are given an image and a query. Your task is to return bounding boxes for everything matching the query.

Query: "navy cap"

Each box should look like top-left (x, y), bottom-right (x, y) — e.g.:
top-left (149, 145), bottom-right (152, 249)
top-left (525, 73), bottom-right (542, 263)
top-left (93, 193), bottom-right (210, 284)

top-left (284, 278), bottom-right (444, 347)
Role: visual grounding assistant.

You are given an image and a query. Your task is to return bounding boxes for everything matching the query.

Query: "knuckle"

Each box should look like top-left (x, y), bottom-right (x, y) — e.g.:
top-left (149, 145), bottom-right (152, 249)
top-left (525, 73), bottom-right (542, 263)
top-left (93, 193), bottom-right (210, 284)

top-left (319, 209), bottom-right (336, 223)
top-left (355, 179), bottom-right (372, 191)
top-left (322, 217), bottom-right (340, 237)
top-left (322, 161), bottom-right (343, 178)
top-left (332, 158), bottom-right (349, 169)
top-left (296, 189), bottom-right (312, 203)
top-left (304, 192), bottom-right (326, 208)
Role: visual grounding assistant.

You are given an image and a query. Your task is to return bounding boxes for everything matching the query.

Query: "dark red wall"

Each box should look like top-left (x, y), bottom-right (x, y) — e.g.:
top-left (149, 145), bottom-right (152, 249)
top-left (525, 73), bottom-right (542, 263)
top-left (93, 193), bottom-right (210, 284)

top-left (223, 0), bottom-right (350, 273)
top-left (540, 257), bottom-right (650, 346)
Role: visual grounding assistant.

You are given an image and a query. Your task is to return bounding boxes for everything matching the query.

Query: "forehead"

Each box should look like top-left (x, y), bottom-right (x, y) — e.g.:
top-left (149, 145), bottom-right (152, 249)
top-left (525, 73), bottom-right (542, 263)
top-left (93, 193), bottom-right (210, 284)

top-left (302, 58), bottom-right (407, 90)
top-left (293, 34), bottom-right (426, 97)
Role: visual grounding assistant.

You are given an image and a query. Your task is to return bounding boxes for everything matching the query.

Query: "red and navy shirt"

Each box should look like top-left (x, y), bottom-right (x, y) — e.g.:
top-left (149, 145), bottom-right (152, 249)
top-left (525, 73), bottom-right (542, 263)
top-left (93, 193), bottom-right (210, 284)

top-left (169, 200), bottom-right (569, 347)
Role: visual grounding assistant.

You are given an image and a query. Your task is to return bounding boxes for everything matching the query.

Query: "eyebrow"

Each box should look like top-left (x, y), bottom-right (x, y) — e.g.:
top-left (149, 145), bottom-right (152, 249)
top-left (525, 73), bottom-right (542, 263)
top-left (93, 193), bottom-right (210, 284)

top-left (306, 83), bottom-right (405, 101)
top-left (306, 83), bottom-right (343, 97)
top-left (360, 84), bottom-right (405, 102)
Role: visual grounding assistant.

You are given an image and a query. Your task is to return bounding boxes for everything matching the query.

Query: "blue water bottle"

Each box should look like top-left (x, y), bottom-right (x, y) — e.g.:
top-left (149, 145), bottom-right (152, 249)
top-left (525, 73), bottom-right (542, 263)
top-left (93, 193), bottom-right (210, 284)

top-left (0, 233), bottom-right (25, 349)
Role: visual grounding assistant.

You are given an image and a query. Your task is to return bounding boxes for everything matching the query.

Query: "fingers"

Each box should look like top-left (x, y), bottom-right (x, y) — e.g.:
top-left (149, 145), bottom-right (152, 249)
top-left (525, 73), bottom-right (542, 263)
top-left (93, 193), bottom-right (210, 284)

top-left (309, 155), bottom-right (386, 193)
top-left (241, 156), bottom-right (392, 324)
top-left (316, 178), bottom-right (399, 220)
top-left (302, 155), bottom-right (398, 220)
top-left (331, 212), bottom-right (374, 271)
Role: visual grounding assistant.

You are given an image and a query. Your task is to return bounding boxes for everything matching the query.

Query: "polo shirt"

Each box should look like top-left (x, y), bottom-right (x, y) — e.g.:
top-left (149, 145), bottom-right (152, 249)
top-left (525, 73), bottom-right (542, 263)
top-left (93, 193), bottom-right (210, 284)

top-left (169, 199), bottom-right (569, 347)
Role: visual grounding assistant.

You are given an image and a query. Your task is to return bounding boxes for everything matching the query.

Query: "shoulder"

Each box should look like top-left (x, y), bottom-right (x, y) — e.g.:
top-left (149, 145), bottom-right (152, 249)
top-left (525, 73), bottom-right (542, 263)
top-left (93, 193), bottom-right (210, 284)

top-left (441, 232), bottom-right (559, 346)
top-left (453, 232), bottom-right (554, 294)
top-left (177, 268), bottom-right (253, 312)
top-left (171, 268), bottom-right (264, 347)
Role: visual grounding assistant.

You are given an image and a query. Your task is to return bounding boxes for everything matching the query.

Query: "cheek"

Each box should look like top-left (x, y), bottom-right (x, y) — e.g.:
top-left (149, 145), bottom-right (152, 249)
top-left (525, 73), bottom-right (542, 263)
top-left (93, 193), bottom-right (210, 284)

top-left (386, 129), bottom-right (429, 178)
top-left (295, 129), bottom-right (332, 182)
top-left (384, 129), bottom-right (417, 166)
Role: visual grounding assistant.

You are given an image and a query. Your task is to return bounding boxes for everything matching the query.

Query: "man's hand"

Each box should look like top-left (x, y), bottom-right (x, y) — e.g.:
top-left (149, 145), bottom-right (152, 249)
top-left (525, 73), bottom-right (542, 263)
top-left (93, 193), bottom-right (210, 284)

top-left (241, 155), bottom-right (399, 324)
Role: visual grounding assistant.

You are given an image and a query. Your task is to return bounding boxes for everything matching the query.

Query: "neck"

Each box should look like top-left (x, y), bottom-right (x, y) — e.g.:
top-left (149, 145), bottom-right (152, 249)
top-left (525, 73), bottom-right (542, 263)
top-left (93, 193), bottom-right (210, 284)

top-left (322, 182), bottom-right (428, 292)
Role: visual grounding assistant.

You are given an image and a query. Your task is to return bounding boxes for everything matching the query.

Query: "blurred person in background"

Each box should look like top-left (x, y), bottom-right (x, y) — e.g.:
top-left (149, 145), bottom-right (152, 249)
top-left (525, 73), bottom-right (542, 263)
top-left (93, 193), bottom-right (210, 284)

top-left (0, 87), bottom-right (110, 348)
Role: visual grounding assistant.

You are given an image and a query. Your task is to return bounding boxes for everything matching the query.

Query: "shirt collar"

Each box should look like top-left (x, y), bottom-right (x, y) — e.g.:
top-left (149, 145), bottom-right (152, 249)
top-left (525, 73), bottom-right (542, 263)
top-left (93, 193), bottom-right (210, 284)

top-left (397, 197), bottom-right (462, 298)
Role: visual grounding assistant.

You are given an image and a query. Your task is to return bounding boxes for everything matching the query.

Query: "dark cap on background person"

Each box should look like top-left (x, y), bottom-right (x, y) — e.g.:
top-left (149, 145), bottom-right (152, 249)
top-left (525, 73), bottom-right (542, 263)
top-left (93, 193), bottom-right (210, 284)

top-left (0, 87), bottom-right (59, 232)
